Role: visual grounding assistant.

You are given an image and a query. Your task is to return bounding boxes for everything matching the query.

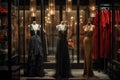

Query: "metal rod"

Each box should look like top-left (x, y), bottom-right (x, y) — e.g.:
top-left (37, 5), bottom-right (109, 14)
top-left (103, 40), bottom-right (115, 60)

top-left (17, 0), bottom-right (20, 78)
top-left (97, 2), bottom-right (100, 71)
top-left (23, 0), bottom-right (26, 74)
top-left (8, 0), bottom-right (12, 79)
top-left (111, 2), bottom-right (115, 79)
top-left (77, 0), bottom-right (80, 63)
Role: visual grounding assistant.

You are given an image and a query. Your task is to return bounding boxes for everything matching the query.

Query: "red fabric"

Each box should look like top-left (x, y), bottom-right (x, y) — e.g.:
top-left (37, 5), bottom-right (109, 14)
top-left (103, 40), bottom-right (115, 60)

top-left (93, 10), bottom-right (112, 60)
top-left (0, 6), bottom-right (8, 14)
top-left (93, 12), bottom-right (98, 60)
top-left (68, 41), bottom-right (74, 47)
top-left (118, 10), bottom-right (120, 23)
top-left (0, 35), bottom-right (4, 41)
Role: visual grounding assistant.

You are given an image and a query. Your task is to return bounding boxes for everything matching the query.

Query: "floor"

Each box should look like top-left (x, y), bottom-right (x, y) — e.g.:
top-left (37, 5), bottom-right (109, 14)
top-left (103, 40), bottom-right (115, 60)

top-left (20, 69), bottom-right (111, 80)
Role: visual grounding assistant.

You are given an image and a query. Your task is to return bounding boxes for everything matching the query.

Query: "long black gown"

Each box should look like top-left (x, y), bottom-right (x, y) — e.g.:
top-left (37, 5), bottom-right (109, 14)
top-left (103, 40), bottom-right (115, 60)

top-left (54, 24), bottom-right (72, 78)
top-left (27, 24), bottom-right (45, 77)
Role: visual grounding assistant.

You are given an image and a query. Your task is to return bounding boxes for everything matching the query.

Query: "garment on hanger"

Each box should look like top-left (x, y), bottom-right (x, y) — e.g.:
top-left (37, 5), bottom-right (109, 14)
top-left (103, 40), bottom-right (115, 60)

top-left (93, 9), bottom-right (112, 59)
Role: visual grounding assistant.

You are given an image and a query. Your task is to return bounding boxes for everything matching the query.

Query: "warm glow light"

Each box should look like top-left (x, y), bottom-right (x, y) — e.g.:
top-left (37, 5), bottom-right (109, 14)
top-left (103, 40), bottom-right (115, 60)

top-left (80, 15), bottom-right (83, 18)
top-left (68, 0), bottom-right (72, 2)
top-left (48, 21), bottom-right (51, 24)
top-left (49, 0), bottom-right (55, 15)
top-left (47, 17), bottom-right (50, 20)
top-left (32, 12), bottom-right (36, 17)
top-left (21, 17), bottom-right (23, 20)
top-left (47, 13), bottom-right (50, 16)
top-left (71, 16), bottom-right (74, 20)
top-left (80, 10), bottom-right (84, 12)
top-left (46, 8), bottom-right (49, 11)
top-left (68, 8), bottom-right (71, 12)
top-left (75, 22), bottom-right (77, 25)
top-left (30, 8), bottom-right (34, 12)
top-left (50, 3), bottom-right (54, 6)
top-left (90, 6), bottom-right (96, 11)
top-left (50, 10), bottom-right (54, 15)
top-left (90, 12), bottom-right (95, 17)
top-left (80, 10), bottom-right (84, 15)
top-left (30, 0), bottom-right (37, 17)
top-left (66, 0), bottom-right (72, 12)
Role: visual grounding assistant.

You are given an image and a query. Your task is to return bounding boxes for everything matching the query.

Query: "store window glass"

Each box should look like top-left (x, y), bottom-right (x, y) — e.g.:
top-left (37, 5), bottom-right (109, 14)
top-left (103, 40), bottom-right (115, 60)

top-left (11, 0), bottom-right (20, 79)
top-left (0, 0), bottom-right (8, 66)
top-left (0, 0), bottom-right (20, 79)
top-left (114, 4), bottom-right (120, 62)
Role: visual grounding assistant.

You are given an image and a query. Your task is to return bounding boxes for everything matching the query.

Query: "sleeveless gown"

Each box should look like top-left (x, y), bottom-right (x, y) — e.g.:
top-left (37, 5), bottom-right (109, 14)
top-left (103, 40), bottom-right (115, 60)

top-left (54, 25), bottom-right (73, 78)
top-left (26, 24), bottom-right (45, 77)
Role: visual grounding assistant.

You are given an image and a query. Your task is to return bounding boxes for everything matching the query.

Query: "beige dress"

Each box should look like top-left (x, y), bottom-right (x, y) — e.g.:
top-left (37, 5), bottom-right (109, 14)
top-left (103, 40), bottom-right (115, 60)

top-left (83, 24), bottom-right (95, 77)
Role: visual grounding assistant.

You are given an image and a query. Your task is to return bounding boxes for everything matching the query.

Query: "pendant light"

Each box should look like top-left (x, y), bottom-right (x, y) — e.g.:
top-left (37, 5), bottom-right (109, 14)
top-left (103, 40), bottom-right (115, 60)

top-left (30, 0), bottom-right (37, 17)
top-left (49, 0), bottom-right (55, 15)
top-left (66, 0), bottom-right (72, 12)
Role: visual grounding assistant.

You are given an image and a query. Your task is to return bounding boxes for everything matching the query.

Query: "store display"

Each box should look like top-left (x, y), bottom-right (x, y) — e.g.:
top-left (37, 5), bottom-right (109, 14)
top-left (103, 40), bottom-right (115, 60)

top-left (93, 9), bottom-right (112, 60)
top-left (53, 21), bottom-right (73, 78)
top-left (82, 18), bottom-right (95, 77)
top-left (26, 18), bottom-right (45, 77)
top-left (0, 6), bottom-right (8, 65)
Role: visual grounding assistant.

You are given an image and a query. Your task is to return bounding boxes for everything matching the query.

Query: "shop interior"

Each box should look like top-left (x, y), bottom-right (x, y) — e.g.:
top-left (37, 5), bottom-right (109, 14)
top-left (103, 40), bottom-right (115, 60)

top-left (0, 0), bottom-right (120, 80)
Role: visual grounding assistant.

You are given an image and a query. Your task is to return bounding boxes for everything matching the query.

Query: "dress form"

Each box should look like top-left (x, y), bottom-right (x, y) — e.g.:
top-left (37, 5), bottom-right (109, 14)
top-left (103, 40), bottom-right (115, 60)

top-left (54, 21), bottom-right (73, 78)
top-left (83, 23), bottom-right (95, 77)
top-left (26, 20), bottom-right (45, 77)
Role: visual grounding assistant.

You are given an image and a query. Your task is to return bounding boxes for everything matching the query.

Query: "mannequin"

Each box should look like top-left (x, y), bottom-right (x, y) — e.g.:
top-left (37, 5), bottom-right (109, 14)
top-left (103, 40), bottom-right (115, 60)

top-left (82, 18), bottom-right (95, 77)
top-left (26, 17), bottom-right (45, 77)
top-left (53, 21), bottom-right (73, 78)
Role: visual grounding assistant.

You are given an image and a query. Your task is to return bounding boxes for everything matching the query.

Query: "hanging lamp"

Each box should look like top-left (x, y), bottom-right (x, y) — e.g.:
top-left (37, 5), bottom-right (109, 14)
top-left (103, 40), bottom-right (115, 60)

top-left (49, 0), bottom-right (55, 15)
top-left (30, 0), bottom-right (37, 17)
top-left (66, 0), bottom-right (72, 12)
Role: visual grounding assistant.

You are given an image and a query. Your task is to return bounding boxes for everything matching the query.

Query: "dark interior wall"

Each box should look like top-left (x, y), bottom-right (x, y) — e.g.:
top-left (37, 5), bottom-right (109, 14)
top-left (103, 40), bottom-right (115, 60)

top-left (96, 0), bottom-right (120, 5)
top-left (18, 0), bottom-right (89, 7)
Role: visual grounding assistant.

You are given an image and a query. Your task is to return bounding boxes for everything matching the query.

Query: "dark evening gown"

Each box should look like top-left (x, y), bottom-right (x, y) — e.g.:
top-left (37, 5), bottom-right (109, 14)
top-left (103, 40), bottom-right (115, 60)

top-left (54, 25), bottom-right (73, 78)
top-left (27, 24), bottom-right (45, 77)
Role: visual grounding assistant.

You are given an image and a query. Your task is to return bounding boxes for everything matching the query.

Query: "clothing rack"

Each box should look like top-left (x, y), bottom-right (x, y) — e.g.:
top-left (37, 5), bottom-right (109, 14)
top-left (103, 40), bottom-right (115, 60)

top-left (96, 3), bottom-right (120, 73)
top-left (96, 3), bottom-right (112, 72)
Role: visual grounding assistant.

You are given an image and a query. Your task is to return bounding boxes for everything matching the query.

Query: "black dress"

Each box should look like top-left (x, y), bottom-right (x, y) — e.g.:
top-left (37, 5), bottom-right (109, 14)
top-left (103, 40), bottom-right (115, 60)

top-left (27, 24), bottom-right (45, 77)
top-left (54, 24), bottom-right (72, 78)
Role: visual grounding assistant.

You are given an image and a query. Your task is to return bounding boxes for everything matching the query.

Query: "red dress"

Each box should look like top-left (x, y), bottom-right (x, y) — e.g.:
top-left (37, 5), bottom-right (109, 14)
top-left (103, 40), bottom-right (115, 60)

top-left (93, 10), bottom-right (112, 59)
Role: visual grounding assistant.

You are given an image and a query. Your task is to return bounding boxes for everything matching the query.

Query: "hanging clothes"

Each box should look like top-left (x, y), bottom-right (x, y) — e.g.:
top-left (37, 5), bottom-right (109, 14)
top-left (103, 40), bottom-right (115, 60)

top-left (93, 12), bottom-right (98, 60)
top-left (93, 9), bottom-right (112, 60)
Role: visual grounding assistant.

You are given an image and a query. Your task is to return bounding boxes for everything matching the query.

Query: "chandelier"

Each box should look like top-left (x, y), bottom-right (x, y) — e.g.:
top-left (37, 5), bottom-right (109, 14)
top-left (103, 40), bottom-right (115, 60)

top-left (66, 0), bottom-right (72, 12)
top-left (29, 0), bottom-right (37, 17)
top-left (49, 0), bottom-right (55, 15)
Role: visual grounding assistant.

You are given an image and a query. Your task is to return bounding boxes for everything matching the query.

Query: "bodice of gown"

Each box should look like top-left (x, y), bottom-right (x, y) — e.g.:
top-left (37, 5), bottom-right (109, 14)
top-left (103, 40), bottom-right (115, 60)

top-left (83, 24), bottom-right (95, 37)
top-left (56, 24), bottom-right (68, 38)
top-left (58, 30), bottom-right (67, 38)
top-left (29, 24), bottom-right (41, 36)
top-left (84, 31), bottom-right (93, 37)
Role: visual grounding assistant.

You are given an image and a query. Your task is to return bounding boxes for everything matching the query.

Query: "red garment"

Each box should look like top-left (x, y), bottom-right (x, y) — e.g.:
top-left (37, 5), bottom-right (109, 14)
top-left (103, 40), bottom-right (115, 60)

top-left (115, 10), bottom-right (118, 23)
top-left (93, 10), bottom-right (112, 59)
top-left (118, 10), bottom-right (120, 23)
top-left (93, 12), bottom-right (98, 60)
top-left (0, 6), bottom-right (8, 14)
top-left (100, 10), bottom-right (105, 58)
